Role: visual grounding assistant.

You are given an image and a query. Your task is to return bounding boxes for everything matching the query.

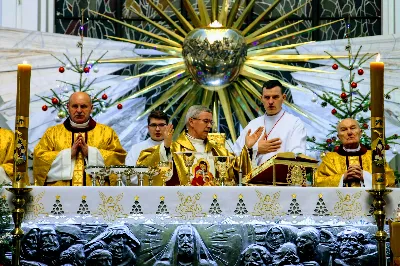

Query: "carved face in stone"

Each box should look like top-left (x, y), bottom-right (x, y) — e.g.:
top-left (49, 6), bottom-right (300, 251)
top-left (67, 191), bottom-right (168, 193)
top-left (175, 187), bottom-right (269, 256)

top-left (22, 228), bottom-right (39, 259)
top-left (241, 244), bottom-right (271, 266)
top-left (40, 228), bottom-right (60, 254)
top-left (273, 243), bottom-right (300, 266)
top-left (296, 231), bottom-right (317, 257)
top-left (265, 227), bottom-right (285, 251)
top-left (108, 234), bottom-right (126, 263)
top-left (177, 225), bottom-right (195, 259)
top-left (338, 233), bottom-right (365, 258)
top-left (87, 249), bottom-right (112, 266)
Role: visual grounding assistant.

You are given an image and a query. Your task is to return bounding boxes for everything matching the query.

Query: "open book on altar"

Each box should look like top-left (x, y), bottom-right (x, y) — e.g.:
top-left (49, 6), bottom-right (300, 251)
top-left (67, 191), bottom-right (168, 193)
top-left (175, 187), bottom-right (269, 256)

top-left (244, 152), bottom-right (319, 186)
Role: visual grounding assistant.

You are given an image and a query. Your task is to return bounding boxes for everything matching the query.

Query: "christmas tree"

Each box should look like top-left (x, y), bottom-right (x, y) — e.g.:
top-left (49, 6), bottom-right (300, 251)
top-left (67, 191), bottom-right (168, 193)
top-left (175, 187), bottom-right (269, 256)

top-left (77, 195), bottom-right (90, 215)
top-left (51, 195), bottom-right (64, 215)
top-left (38, 10), bottom-right (113, 122)
top-left (287, 194), bottom-right (303, 216)
top-left (0, 192), bottom-right (11, 264)
top-left (156, 196), bottom-right (169, 215)
top-left (313, 194), bottom-right (330, 216)
top-left (130, 196), bottom-right (143, 215)
top-left (307, 22), bottom-right (399, 153)
top-left (208, 195), bottom-right (222, 215)
top-left (234, 194), bottom-right (248, 215)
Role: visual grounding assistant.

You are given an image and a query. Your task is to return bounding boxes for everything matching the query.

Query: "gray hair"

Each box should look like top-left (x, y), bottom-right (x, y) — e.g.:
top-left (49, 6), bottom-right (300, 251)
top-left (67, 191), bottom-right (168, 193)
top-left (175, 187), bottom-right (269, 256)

top-left (185, 105), bottom-right (212, 126)
top-left (336, 118), bottom-right (360, 132)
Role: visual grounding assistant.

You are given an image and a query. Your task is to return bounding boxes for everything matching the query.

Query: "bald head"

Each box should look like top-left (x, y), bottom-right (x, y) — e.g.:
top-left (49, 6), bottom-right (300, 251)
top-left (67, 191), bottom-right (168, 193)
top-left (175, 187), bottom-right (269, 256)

top-left (337, 118), bottom-right (362, 149)
top-left (67, 92), bottom-right (93, 124)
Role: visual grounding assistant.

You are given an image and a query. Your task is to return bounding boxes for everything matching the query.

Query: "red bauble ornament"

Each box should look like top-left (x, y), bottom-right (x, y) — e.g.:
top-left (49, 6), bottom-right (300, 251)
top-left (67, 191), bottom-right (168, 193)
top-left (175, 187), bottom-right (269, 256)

top-left (357, 69), bottom-right (364, 75)
top-left (331, 109), bottom-right (337, 115)
top-left (385, 144), bottom-right (390, 150)
top-left (332, 63), bottom-right (338, 70)
top-left (102, 94), bottom-right (108, 100)
top-left (334, 146), bottom-right (339, 152)
top-left (42, 105), bottom-right (48, 111)
top-left (340, 92), bottom-right (347, 99)
top-left (351, 82), bottom-right (357, 88)
top-left (363, 123), bottom-right (368, 129)
top-left (59, 66), bottom-right (65, 73)
top-left (84, 67), bottom-right (90, 73)
top-left (326, 139), bottom-right (332, 143)
top-left (51, 97), bottom-right (59, 104)
top-left (117, 103), bottom-right (123, 110)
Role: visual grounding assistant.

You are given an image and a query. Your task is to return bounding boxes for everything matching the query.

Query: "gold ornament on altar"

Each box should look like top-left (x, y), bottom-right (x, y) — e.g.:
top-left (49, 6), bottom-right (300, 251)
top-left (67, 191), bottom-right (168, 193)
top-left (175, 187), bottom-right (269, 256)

top-left (93, 0), bottom-right (342, 139)
top-left (286, 165), bottom-right (306, 186)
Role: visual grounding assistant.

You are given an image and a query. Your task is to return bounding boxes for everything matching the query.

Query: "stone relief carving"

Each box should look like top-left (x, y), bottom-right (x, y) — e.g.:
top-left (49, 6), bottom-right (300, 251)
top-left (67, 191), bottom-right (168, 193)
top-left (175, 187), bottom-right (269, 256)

top-left (5, 224), bottom-right (381, 266)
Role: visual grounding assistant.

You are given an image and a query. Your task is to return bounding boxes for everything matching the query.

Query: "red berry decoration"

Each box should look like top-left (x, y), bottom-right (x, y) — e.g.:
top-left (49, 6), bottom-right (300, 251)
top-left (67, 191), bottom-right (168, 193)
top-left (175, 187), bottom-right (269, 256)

top-left (331, 109), bottom-right (337, 115)
top-left (326, 139), bottom-right (332, 144)
top-left (51, 97), bottom-right (59, 105)
top-left (58, 66), bottom-right (65, 73)
top-left (117, 103), bottom-right (123, 110)
top-left (42, 105), bottom-right (48, 111)
top-left (334, 146), bottom-right (339, 152)
top-left (340, 92), bottom-right (347, 99)
top-left (363, 123), bottom-right (368, 129)
top-left (332, 63), bottom-right (338, 70)
top-left (351, 82), bottom-right (357, 88)
top-left (84, 67), bottom-right (90, 73)
top-left (102, 94), bottom-right (108, 100)
top-left (357, 69), bottom-right (364, 75)
top-left (385, 144), bottom-right (390, 150)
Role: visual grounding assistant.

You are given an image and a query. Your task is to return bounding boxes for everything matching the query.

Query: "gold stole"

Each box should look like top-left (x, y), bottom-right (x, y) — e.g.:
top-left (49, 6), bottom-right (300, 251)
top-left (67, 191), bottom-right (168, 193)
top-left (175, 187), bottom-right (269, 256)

top-left (345, 156), bottom-right (362, 187)
top-left (72, 132), bottom-right (85, 186)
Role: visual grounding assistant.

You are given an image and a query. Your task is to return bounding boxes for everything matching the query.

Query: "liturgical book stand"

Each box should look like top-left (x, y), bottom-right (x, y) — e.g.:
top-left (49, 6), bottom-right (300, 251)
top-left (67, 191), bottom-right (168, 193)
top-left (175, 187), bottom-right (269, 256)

top-left (245, 152), bottom-right (319, 186)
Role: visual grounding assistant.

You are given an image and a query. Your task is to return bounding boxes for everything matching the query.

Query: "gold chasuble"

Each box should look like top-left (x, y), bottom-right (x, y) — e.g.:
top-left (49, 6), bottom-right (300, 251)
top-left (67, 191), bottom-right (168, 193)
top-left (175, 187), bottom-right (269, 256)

top-left (315, 144), bottom-right (395, 187)
top-left (0, 128), bottom-right (14, 177)
top-left (33, 118), bottom-right (126, 186)
top-left (137, 131), bottom-right (251, 186)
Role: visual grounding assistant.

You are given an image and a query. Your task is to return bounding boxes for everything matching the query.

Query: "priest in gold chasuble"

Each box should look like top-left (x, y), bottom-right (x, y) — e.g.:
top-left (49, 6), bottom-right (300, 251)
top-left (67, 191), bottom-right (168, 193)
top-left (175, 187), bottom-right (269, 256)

top-left (137, 105), bottom-right (262, 186)
top-left (315, 118), bottom-right (395, 188)
top-left (33, 92), bottom-right (126, 186)
top-left (0, 128), bottom-right (14, 184)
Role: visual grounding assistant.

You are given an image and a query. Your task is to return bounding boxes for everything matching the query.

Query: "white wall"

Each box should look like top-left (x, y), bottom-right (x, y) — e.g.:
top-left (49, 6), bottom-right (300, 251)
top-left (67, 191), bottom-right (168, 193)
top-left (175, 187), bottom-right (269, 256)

top-left (0, 0), bottom-right (54, 32)
top-left (382, 0), bottom-right (400, 35)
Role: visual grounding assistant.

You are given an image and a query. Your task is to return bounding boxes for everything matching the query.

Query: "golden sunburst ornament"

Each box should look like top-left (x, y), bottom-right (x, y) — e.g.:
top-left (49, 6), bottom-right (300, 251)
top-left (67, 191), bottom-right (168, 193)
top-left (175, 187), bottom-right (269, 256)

top-left (92, 0), bottom-right (342, 140)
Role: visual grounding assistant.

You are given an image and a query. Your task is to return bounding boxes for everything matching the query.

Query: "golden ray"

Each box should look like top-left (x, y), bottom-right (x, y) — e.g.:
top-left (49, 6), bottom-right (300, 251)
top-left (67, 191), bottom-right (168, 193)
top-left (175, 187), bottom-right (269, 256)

top-left (242, 0), bottom-right (282, 35)
top-left (183, 0), bottom-right (202, 27)
top-left (126, 69), bottom-right (187, 98)
top-left (91, 10), bottom-right (182, 48)
top-left (246, 20), bottom-right (303, 44)
top-left (165, 0), bottom-right (194, 32)
top-left (240, 65), bottom-right (308, 92)
top-left (129, 7), bottom-right (185, 42)
top-left (211, 0), bottom-right (218, 21)
top-left (239, 79), bottom-right (262, 99)
top-left (197, 0), bottom-right (211, 26)
top-left (145, 0), bottom-right (187, 36)
top-left (285, 101), bottom-right (326, 127)
top-left (125, 62), bottom-right (186, 80)
top-left (244, 60), bottom-right (331, 73)
top-left (228, 91), bottom-right (248, 128)
top-left (232, 0), bottom-right (256, 29)
top-left (174, 99), bottom-right (197, 139)
top-left (170, 85), bottom-right (201, 121)
top-left (164, 83), bottom-right (196, 112)
top-left (248, 54), bottom-right (346, 62)
top-left (218, 0), bottom-right (230, 26)
top-left (99, 57), bottom-right (183, 65)
top-left (247, 1), bottom-right (310, 38)
top-left (232, 83), bottom-right (256, 120)
top-left (136, 78), bottom-right (190, 120)
top-left (237, 82), bottom-right (264, 115)
top-left (201, 89), bottom-right (214, 107)
top-left (227, 0), bottom-right (243, 27)
top-left (247, 42), bottom-right (314, 56)
top-left (106, 36), bottom-right (182, 56)
top-left (258, 19), bottom-right (344, 47)
top-left (217, 89), bottom-right (237, 141)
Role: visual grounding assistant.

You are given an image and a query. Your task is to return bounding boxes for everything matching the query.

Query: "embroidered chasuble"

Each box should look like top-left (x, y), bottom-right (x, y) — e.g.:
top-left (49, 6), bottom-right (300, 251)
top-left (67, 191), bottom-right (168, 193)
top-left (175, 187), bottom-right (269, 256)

top-left (137, 131), bottom-right (251, 186)
top-left (33, 118), bottom-right (126, 186)
top-left (0, 128), bottom-right (14, 183)
top-left (315, 144), bottom-right (395, 187)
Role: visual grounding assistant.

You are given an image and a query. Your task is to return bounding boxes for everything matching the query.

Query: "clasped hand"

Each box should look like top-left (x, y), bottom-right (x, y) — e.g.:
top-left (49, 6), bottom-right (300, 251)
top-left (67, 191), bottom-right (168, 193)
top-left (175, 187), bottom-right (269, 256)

top-left (71, 134), bottom-right (88, 158)
top-left (245, 126), bottom-right (282, 154)
top-left (344, 165), bottom-right (363, 183)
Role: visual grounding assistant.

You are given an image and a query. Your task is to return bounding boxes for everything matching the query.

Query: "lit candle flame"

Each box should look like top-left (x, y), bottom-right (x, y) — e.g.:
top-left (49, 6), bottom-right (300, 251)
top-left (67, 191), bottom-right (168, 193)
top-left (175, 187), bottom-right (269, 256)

top-left (376, 53), bottom-right (381, 62)
top-left (22, 60), bottom-right (28, 64)
top-left (209, 20), bottom-right (223, 28)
